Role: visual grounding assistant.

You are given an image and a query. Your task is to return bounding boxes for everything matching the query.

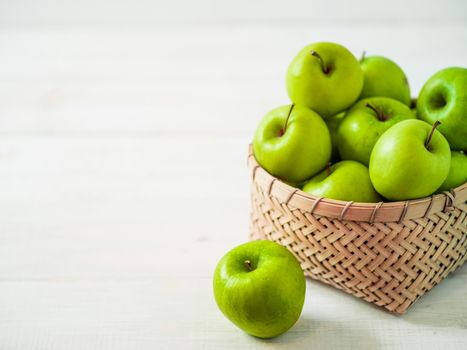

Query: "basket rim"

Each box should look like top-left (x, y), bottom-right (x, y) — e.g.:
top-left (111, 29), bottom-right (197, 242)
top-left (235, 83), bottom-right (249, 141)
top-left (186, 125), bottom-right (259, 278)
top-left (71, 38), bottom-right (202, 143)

top-left (248, 145), bottom-right (467, 222)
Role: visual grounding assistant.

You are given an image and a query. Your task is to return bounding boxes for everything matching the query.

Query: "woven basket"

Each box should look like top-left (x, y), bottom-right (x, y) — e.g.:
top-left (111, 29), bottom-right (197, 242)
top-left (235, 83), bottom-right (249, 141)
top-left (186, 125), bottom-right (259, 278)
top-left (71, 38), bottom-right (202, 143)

top-left (248, 146), bottom-right (467, 314)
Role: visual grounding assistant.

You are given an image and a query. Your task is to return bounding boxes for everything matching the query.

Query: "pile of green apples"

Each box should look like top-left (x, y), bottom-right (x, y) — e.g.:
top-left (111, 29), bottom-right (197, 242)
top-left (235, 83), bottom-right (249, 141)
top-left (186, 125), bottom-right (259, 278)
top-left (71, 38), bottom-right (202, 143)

top-left (212, 42), bottom-right (466, 341)
top-left (253, 42), bottom-right (467, 202)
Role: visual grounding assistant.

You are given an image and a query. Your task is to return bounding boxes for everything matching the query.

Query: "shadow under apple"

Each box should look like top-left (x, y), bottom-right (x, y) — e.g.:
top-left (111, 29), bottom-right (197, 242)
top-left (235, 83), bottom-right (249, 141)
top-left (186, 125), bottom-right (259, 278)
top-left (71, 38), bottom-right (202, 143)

top-left (251, 316), bottom-right (379, 349)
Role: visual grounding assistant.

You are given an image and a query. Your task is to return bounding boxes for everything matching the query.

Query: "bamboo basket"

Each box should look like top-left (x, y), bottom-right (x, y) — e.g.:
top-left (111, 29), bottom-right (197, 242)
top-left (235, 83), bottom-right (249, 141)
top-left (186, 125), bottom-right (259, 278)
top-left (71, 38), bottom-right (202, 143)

top-left (248, 146), bottom-right (467, 314)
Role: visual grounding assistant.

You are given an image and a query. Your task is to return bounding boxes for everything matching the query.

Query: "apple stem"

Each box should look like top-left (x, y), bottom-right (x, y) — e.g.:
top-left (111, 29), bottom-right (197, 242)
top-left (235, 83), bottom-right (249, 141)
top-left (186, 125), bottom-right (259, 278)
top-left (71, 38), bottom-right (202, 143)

top-left (360, 51), bottom-right (366, 62)
top-left (326, 162), bottom-right (331, 177)
top-left (425, 120), bottom-right (441, 149)
top-left (310, 50), bottom-right (330, 74)
top-left (365, 103), bottom-right (386, 121)
top-left (244, 260), bottom-right (253, 272)
top-left (281, 104), bottom-right (295, 135)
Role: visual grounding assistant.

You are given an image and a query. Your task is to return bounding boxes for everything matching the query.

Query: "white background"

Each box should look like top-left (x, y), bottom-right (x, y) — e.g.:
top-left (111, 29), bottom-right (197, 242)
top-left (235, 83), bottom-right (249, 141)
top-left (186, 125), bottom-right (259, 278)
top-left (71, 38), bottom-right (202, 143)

top-left (0, 0), bottom-right (466, 349)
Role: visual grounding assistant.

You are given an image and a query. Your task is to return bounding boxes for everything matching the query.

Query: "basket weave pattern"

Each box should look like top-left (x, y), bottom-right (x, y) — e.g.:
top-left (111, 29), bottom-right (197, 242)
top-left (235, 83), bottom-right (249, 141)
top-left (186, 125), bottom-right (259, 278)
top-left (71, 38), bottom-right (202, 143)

top-left (248, 148), bottom-right (467, 314)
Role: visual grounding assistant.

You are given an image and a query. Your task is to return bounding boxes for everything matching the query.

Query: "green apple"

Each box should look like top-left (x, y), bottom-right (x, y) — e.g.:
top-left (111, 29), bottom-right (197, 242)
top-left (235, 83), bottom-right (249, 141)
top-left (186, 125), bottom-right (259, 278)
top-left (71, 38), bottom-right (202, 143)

top-left (337, 97), bottom-right (415, 165)
top-left (359, 55), bottom-right (411, 105)
top-left (284, 179), bottom-right (308, 189)
top-left (438, 151), bottom-right (467, 191)
top-left (302, 160), bottom-right (381, 202)
top-left (417, 67), bottom-right (467, 150)
top-left (253, 104), bottom-right (331, 183)
top-left (325, 112), bottom-right (345, 162)
top-left (286, 42), bottom-right (363, 118)
top-left (369, 119), bottom-right (451, 200)
top-left (213, 240), bottom-right (305, 339)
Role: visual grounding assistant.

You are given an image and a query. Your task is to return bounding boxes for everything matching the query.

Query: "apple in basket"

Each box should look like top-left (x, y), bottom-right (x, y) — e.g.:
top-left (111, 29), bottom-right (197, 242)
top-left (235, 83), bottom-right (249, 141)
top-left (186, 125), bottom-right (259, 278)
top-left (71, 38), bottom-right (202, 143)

top-left (369, 119), bottom-right (451, 200)
top-left (417, 67), bottom-right (467, 151)
top-left (438, 151), bottom-right (467, 192)
top-left (359, 54), bottom-right (412, 106)
top-left (213, 240), bottom-right (306, 338)
top-left (253, 104), bottom-right (331, 184)
top-left (302, 160), bottom-right (381, 202)
top-left (286, 42), bottom-right (364, 118)
top-left (337, 97), bottom-right (415, 165)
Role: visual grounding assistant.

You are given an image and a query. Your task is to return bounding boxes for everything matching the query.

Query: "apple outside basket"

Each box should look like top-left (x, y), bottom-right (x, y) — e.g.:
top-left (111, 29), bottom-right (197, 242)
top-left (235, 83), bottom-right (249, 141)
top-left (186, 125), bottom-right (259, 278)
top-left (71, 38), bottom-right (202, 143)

top-left (248, 146), bottom-right (467, 314)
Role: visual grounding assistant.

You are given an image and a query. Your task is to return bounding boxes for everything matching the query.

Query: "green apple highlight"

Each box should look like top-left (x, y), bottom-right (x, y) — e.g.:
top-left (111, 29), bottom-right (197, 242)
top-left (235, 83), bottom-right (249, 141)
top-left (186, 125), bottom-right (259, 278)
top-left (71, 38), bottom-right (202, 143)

top-left (337, 97), bottom-right (415, 165)
top-left (417, 67), bottom-right (467, 151)
top-left (359, 55), bottom-right (411, 105)
top-left (213, 240), bottom-right (305, 339)
top-left (286, 42), bottom-right (363, 117)
top-left (253, 104), bottom-right (331, 183)
top-left (438, 151), bottom-right (467, 191)
top-left (369, 120), bottom-right (451, 200)
top-left (302, 161), bottom-right (381, 202)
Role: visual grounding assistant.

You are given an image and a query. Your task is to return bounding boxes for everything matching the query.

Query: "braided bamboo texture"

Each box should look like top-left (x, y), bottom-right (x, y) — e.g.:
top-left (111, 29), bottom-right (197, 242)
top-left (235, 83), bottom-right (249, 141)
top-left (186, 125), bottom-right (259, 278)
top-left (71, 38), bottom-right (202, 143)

top-left (248, 147), bottom-right (467, 314)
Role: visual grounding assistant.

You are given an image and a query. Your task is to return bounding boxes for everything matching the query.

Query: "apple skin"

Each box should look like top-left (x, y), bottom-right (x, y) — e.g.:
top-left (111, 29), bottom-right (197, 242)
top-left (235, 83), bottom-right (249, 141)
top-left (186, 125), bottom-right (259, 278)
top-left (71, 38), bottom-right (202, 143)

top-left (417, 67), bottom-right (467, 151)
top-left (359, 56), bottom-right (411, 105)
top-left (302, 160), bottom-right (381, 202)
top-left (213, 240), bottom-right (305, 339)
top-left (283, 179), bottom-right (307, 189)
top-left (438, 151), bottom-right (467, 191)
top-left (286, 42), bottom-right (363, 118)
top-left (369, 119), bottom-right (451, 200)
top-left (253, 104), bottom-right (331, 183)
top-left (337, 97), bottom-right (415, 165)
top-left (325, 112), bottom-right (345, 162)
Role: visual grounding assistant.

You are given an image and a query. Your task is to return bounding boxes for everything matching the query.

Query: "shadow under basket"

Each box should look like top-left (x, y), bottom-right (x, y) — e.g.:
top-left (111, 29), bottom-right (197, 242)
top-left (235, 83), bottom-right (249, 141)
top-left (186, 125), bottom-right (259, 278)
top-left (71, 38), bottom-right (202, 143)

top-left (248, 146), bottom-right (467, 314)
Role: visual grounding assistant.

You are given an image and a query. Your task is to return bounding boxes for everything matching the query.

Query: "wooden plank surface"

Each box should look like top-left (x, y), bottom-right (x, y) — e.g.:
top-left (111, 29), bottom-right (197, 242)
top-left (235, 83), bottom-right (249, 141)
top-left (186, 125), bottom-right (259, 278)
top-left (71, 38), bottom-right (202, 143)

top-left (0, 1), bottom-right (466, 349)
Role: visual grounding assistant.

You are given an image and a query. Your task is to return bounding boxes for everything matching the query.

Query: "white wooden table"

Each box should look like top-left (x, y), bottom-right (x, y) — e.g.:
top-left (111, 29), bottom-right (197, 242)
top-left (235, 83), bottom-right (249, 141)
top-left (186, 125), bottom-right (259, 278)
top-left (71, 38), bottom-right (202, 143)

top-left (0, 1), bottom-right (466, 349)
